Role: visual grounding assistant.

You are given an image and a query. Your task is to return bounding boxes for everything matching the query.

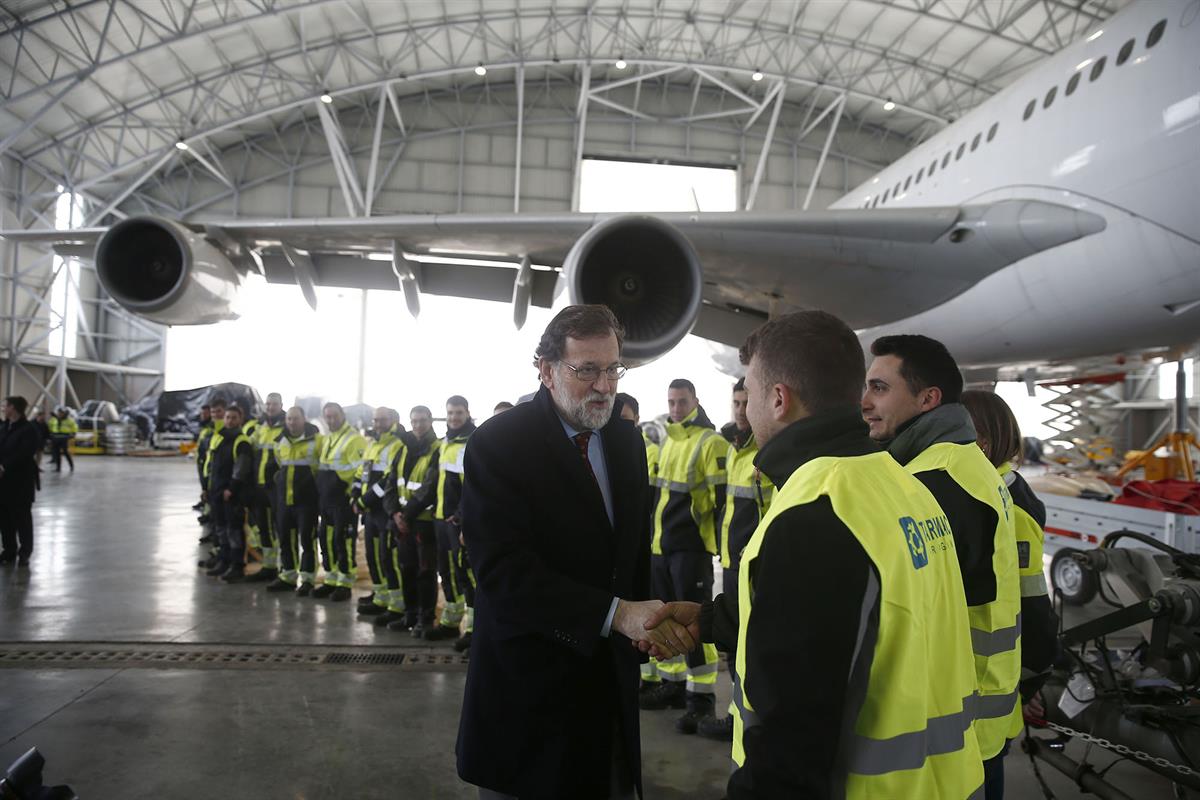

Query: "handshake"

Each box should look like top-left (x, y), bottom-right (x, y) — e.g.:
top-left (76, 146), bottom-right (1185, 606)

top-left (612, 599), bottom-right (703, 660)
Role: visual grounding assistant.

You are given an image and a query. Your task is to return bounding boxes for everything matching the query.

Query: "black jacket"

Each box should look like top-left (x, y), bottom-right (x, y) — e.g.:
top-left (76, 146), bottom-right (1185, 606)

top-left (207, 425), bottom-right (254, 500)
top-left (0, 418), bottom-right (41, 505)
top-left (700, 407), bottom-right (879, 800)
top-left (456, 385), bottom-right (652, 799)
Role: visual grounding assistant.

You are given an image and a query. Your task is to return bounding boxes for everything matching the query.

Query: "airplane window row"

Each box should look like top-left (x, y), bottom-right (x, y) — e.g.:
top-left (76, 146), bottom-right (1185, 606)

top-left (862, 118), bottom-right (1000, 208)
top-left (861, 18), bottom-right (1167, 210)
top-left (1024, 17), bottom-right (1165, 120)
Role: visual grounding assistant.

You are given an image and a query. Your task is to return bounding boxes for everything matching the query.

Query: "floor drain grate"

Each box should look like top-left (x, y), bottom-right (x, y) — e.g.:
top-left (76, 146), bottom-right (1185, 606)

top-left (324, 652), bottom-right (406, 666)
top-left (0, 643), bottom-right (469, 672)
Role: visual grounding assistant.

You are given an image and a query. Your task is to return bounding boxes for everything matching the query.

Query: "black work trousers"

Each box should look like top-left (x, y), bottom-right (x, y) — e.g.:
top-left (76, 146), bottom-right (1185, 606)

top-left (363, 508), bottom-right (389, 590)
top-left (318, 492), bottom-right (357, 587)
top-left (212, 494), bottom-right (245, 571)
top-left (250, 485), bottom-right (277, 563)
top-left (398, 519), bottom-right (438, 624)
top-left (279, 501), bottom-right (318, 584)
top-left (0, 498), bottom-right (34, 559)
top-left (652, 551), bottom-right (714, 673)
top-left (50, 438), bottom-right (73, 471)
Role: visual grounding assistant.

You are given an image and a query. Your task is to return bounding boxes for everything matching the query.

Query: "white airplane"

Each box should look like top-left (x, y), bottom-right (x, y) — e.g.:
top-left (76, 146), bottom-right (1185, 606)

top-left (3, 0), bottom-right (1197, 368)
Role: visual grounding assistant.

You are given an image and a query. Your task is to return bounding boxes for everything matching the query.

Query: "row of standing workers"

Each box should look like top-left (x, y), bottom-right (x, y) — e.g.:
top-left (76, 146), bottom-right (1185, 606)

top-left (193, 392), bottom-right (493, 650)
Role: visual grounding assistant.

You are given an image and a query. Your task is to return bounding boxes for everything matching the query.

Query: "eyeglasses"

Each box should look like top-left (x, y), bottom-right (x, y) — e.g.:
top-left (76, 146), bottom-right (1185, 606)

top-left (561, 360), bottom-right (627, 382)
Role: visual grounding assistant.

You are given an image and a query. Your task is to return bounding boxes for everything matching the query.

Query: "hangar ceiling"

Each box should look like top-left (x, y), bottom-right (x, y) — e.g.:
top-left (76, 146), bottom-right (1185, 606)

top-left (1, 0), bottom-right (1130, 223)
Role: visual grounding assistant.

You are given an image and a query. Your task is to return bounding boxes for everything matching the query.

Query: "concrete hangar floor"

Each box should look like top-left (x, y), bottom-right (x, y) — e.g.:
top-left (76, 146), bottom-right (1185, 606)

top-left (0, 457), bottom-right (1179, 799)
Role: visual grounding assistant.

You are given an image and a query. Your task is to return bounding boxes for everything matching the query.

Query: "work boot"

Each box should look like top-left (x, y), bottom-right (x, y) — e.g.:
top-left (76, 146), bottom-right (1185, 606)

top-left (357, 603), bottom-right (387, 616)
top-left (674, 693), bottom-right (716, 735)
top-left (311, 584), bottom-right (336, 599)
top-left (409, 622), bottom-right (426, 639)
top-left (198, 555), bottom-right (218, 569)
top-left (295, 582), bottom-right (313, 597)
top-left (639, 681), bottom-right (686, 711)
top-left (329, 587), bottom-right (352, 602)
top-left (198, 533), bottom-right (214, 544)
top-left (453, 632), bottom-right (473, 652)
top-left (374, 611), bottom-right (407, 628)
top-left (192, 501), bottom-right (205, 511)
top-left (221, 568), bottom-right (246, 584)
top-left (247, 568), bottom-right (276, 583)
top-left (266, 578), bottom-right (294, 593)
top-left (357, 593), bottom-right (376, 609)
top-left (197, 514), bottom-right (211, 525)
top-left (387, 615), bottom-right (417, 632)
top-left (205, 561), bottom-right (229, 577)
top-left (423, 625), bottom-right (460, 641)
top-left (697, 715), bottom-right (734, 742)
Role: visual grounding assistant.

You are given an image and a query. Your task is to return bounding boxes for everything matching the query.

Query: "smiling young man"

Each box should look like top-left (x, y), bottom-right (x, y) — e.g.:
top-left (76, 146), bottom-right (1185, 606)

top-left (456, 304), bottom-right (689, 800)
top-left (864, 335), bottom-right (1021, 800)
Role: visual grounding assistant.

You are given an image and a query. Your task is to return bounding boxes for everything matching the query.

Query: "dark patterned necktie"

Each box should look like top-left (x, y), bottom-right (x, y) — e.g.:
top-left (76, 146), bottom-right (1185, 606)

top-left (573, 431), bottom-right (597, 483)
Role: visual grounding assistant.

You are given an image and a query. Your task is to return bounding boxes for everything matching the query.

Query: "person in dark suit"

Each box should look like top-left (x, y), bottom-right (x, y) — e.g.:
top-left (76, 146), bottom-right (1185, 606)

top-left (0, 396), bottom-right (42, 566)
top-left (457, 304), bottom-right (695, 800)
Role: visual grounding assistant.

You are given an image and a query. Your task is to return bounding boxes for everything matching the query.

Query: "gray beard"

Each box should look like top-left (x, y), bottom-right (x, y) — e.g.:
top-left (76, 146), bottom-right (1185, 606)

top-left (551, 381), bottom-right (614, 431)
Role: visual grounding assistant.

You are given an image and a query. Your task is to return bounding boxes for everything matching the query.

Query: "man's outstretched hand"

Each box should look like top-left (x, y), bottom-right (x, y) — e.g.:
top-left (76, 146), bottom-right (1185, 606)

top-left (639, 601), bottom-right (702, 660)
top-left (613, 599), bottom-right (697, 658)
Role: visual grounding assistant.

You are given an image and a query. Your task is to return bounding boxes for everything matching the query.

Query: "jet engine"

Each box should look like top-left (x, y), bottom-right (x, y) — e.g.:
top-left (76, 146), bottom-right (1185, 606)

top-left (564, 214), bottom-right (703, 364)
top-left (93, 216), bottom-right (241, 325)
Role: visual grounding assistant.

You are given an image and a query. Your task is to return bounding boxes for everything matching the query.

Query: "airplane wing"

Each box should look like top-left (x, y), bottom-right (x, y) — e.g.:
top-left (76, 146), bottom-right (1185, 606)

top-left (0, 199), bottom-right (1105, 360)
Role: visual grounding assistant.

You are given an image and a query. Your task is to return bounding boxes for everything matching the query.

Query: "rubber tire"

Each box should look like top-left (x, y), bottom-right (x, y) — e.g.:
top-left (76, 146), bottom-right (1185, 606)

top-left (1049, 547), bottom-right (1098, 606)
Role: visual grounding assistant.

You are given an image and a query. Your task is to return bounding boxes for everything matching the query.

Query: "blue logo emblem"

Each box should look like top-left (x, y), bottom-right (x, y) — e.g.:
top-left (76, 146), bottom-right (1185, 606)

top-left (899, 516), bottom-right (928, 570)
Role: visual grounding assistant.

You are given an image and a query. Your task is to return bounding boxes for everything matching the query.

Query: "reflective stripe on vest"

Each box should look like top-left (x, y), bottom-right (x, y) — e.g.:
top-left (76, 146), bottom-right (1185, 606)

top-left (733, 452), bottom-right (984, 799)
top-left (907, 442), bottom-right (1021, 759)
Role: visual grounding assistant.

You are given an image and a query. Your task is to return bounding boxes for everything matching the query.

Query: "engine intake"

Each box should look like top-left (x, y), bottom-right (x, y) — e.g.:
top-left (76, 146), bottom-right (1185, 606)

top-left (93, 216), bottom-right (241, 325)
top-left (564, 215), bottom-right (703, 364)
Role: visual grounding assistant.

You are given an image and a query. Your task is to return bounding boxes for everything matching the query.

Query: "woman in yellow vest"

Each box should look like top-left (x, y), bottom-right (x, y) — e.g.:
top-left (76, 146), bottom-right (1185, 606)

top-left (961, 390), bottom-right (1060, 747)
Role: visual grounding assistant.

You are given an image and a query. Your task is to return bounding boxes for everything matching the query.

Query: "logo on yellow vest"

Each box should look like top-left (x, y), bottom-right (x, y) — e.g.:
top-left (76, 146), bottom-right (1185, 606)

top-left (899, 516), bottom-right (928, 569)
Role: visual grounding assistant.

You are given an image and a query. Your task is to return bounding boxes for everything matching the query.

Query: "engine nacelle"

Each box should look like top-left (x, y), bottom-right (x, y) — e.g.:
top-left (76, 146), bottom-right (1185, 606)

top-left (93, 216), bottom-right (241, 325)
top-left (564, 215), bottom-right (703, 364)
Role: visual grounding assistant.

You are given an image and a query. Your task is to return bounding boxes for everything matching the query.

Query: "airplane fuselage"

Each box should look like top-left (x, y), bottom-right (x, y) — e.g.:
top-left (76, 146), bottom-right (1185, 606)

top-left (832, 0), bottom-right (1200, 367)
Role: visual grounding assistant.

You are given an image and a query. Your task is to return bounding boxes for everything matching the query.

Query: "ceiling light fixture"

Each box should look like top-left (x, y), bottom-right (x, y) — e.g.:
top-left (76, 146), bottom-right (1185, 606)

top-left (615, 57), bottom-right (627, 70)
top-left (751, 68), bottom-right (764, 81)
top-left (174, 140), bottom-right (190, 151)
top-left (883, 98), bottom-right (896, 111)
top-left (319, 92), bottom-right (333, 104)
top-left (1086, 29), bottom-right (1103, 42)
top-left (475, 63), bottom-right (487, 76)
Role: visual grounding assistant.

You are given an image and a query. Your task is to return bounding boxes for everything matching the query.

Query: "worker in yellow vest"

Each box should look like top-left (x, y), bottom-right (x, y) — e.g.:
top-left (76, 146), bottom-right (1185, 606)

top-left (642, 378), bottom-right (726, 735)
top-left (864, 335), bottom-right (1021, 800)
top-left (403, 396), bottom-right (475, 642)
top-left (351, 407), bottom-right (407, 618)
top-left (385, 405), bottom-right (443, 635)
top-left (269, 407), bottom-right (323, 593)
top-left (48, 408), bottom-right (77, 472)
top-left (617, 392), bottom-right (658, 482)
top-left (196, 398), bottom-right (228, 569)
top-left (644, 311), bottom-right (983, 799)
top-left (700, 377), bottom-right (775, 742)
top-left (247, 393), bottom-right (286, 583)
top-left (961, 390), bottom-right (1060, 744)
top-left (313, 402), bottom-right (367, 602)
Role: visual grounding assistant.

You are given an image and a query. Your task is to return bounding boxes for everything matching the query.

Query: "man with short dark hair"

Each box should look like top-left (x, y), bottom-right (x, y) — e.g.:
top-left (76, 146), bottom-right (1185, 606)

top-left (647, 311), bottom-right (984, 799)
top-left (699, 377), bottom-right (775, 742)
top-left (205, 405), bottom-right (255, 582)
top-left (0, 396), bottom-right (41, 567)
top-left (457, 304), bottom-right (689, 800)
top-left (269, 407), bottom-right (323, 593)
top-left (492, 401), bottom-right (514, 415)
top-left (642, 378), bottom-right (726, 734)
top-left (864, 334), bottom-right (1021, 799)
